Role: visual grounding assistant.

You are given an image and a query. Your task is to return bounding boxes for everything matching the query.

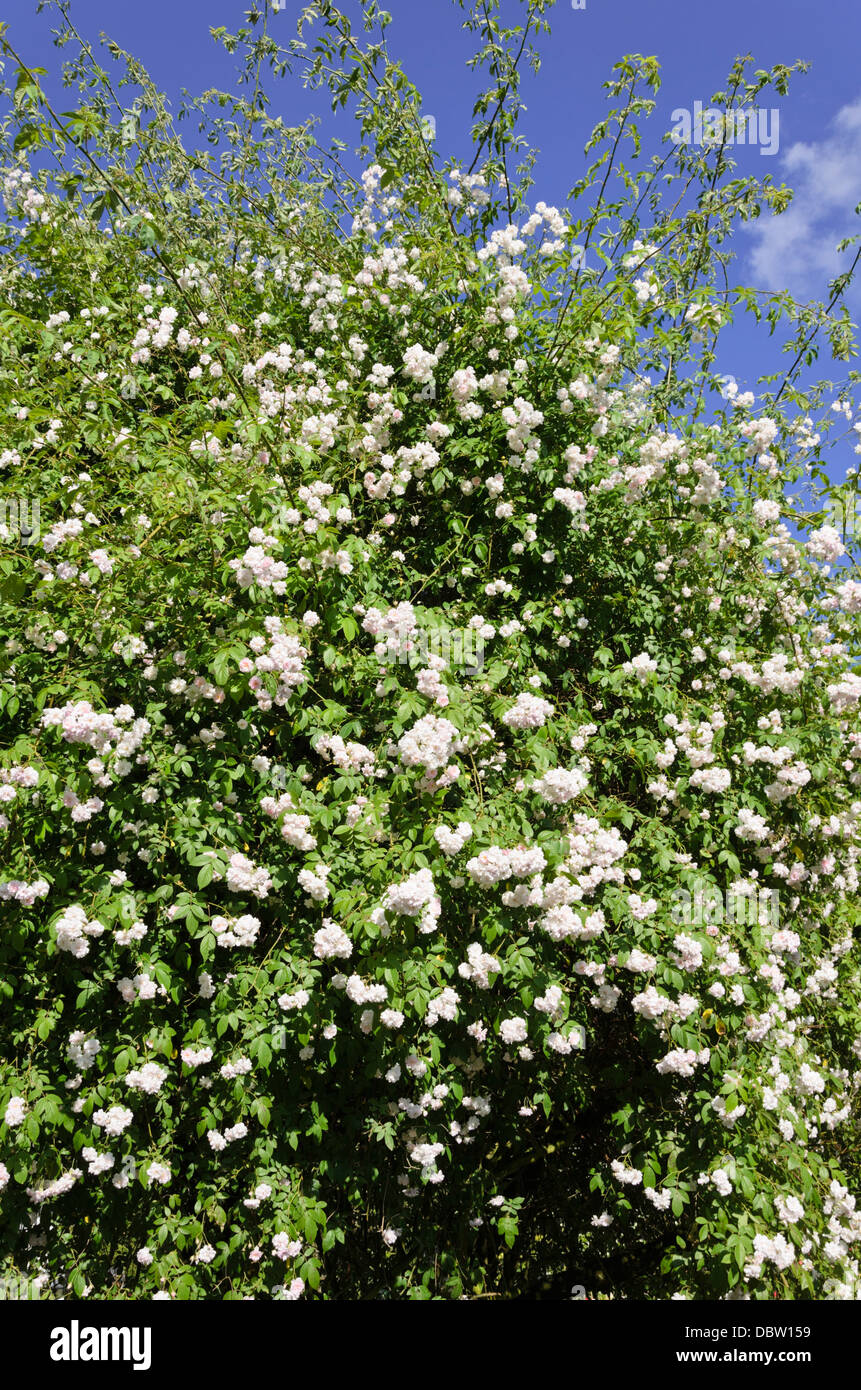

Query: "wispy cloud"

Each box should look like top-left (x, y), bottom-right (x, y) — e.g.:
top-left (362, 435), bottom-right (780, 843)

top-left (743, 97), bottom-right (861, 302)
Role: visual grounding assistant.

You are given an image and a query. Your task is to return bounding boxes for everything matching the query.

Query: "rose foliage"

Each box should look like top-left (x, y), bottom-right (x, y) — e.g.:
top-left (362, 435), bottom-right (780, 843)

top-left (0, 0), bottom-right (860, 1300)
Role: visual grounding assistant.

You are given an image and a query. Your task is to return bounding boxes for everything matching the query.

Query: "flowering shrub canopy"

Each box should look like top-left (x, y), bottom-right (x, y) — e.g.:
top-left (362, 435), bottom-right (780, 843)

top-left (0, 0), bottom-right (859, 1300)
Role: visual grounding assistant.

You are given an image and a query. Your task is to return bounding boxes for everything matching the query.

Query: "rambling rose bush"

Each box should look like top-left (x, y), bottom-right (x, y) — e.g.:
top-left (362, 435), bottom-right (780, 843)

top-left (0, 0), bottom-right (859, 1299)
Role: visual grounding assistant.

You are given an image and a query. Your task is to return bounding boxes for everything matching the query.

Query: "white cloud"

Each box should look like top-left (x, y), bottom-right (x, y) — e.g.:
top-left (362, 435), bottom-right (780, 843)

top-left (743, 96), bottom-right (861, 300)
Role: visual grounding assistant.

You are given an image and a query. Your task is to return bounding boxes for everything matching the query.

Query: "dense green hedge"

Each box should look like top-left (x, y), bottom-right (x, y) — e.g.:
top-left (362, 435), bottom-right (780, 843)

top-left (0, 1), bottom-right (859, 1299)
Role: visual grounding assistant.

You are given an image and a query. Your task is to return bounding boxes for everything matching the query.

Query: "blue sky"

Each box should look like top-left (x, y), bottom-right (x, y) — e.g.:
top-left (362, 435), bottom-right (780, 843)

top-left (6, 0), bottom-right (861, 492)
